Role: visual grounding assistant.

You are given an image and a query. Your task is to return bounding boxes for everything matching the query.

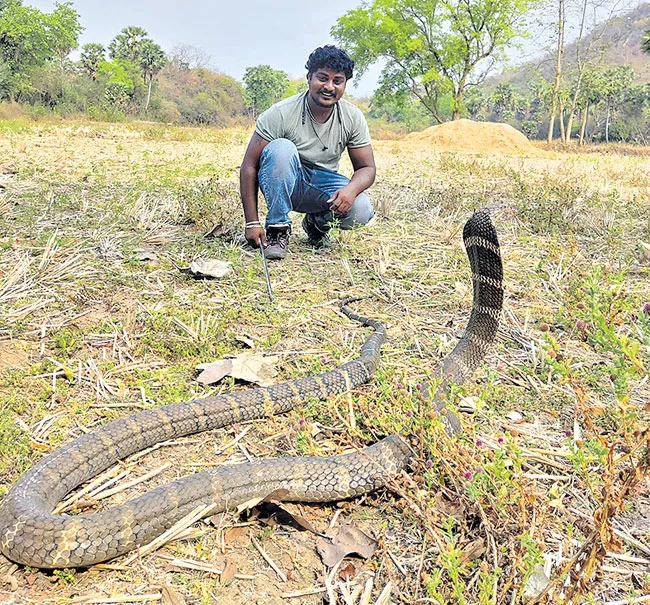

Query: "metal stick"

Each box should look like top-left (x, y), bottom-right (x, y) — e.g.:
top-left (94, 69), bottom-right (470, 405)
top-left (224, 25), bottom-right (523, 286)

top-left (258, 238), bottom-right (274, 303)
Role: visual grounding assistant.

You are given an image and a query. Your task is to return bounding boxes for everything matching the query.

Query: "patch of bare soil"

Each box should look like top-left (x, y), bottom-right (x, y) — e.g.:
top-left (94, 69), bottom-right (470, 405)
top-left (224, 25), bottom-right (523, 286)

top-left (0, 340), bottom-right (33, 371)
top-left (406, 118), bottom-right (538, 154)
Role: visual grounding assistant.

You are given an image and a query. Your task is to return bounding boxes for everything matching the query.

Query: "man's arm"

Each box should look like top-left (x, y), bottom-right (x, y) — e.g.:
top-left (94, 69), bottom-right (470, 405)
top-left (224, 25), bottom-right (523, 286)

top-left (240, 132), bottom-right (270, 247)
top-left (328, 144), bottom-right (376, 214)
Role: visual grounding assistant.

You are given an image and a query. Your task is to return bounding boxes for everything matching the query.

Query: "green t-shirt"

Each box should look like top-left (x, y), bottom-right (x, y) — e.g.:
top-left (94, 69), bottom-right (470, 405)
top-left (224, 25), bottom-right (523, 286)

top-left (255, 93), bottom-right (371, 172)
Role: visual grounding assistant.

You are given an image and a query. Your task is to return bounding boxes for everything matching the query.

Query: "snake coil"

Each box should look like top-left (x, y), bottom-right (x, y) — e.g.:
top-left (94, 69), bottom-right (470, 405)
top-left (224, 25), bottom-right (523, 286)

top-left (0, 210), bottom-right (503, 568)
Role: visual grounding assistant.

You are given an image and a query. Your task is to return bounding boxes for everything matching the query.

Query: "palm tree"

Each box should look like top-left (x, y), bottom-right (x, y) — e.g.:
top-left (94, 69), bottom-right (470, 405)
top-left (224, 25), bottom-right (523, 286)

top-left (643, 27), bottom-right (650, 55)
top-left (80, 43), bottom-right (105, 80)
top-left (138, 39), bottom-right (166, 111)
top-left (108, 26), bottom-right (148, 63)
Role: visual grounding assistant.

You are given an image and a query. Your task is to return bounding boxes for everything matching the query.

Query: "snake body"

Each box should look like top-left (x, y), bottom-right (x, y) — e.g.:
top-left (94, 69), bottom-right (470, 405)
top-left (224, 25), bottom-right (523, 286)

top-left (0, 210), bottom-right (503, 569)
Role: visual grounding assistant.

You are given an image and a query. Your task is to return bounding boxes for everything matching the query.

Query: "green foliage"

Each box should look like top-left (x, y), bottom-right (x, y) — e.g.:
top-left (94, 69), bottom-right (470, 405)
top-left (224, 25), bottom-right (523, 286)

top-left (97, 59), bottom-right (141, 108)
top-left (333, 0), bottom-right (542, 121)
top-left (243, 64), bottom-right (289, 116)
top-left (139, 38), bottom-right (166, 83)
top-left (369, 88), bottom-right (437, 130)
top-left (80, 42), bottom-right (105, 80)
top-left (283, 77), bottom-right (307, 99)
top-left (0, 0), bottom-right (81, 100)
top-left (108, 25), bottom-right (148, 63)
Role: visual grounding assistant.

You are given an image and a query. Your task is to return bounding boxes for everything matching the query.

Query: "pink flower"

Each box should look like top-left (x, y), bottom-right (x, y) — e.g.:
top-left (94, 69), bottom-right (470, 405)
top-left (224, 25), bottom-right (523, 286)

top-left (425, 459), bottom-right (433, 469)
top-left (565, 430), bottom-right (572, 437)
top-left (406, 410), bottom-right (413, 417)
top-left (476, 439), bottom-right (483, 447)
top-left (643, 303), bottom-right (650, 314)
top-left (497, 437), bottom-right (504, 444)
top-left (464, 471), bottom-right (473, 480)
top-left (416, 383), bottom-right (423, 390)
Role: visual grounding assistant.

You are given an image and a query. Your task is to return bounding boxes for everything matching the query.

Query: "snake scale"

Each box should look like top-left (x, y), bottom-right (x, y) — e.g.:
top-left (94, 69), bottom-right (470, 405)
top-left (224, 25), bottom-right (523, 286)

top-left (0, 210), bottom-right (503, 569)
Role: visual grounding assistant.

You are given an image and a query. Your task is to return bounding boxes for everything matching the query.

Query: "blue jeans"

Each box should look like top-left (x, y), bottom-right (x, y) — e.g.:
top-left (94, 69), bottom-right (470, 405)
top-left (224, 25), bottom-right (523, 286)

top-left (258, 138), bottom-right (374, 233)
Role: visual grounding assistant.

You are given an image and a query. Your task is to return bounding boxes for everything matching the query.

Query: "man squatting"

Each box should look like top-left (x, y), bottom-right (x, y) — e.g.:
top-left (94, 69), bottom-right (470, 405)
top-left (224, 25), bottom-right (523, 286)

top-left (240, 45), bottom-right (377, 260)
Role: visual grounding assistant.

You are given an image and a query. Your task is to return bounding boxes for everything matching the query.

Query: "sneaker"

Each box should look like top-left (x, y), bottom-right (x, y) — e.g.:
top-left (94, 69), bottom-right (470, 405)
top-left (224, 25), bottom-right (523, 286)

top-left (264, 226), bottom-right (291, 260)
top-left (302, 214), bottom-right (329, 249)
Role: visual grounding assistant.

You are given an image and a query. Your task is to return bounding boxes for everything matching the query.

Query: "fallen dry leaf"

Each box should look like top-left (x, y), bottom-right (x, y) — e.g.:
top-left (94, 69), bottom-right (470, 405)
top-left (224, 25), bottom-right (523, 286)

top-left (196, 359), bottom-right (233, 386)
top-left (204, 223), bottom-right (228, 238)
top-left (460, 537), bottom-right (486, 564)
top-left (224, 527), bottom-right (246, 543)
top-left (317, 521), bottom-right (378, 567)
top-left (196, 352), bottom-right (279, 387)
top-left (236, 489), bottom-right (290, 516)
top-left (161, 585), bottom-right (186, 605)
top-left (221, 558), bottom-right (237, 585)
top-left (188, 258), bottom-right (232, 278)
top-left (231, 352), bottom-right (279, 386)
top-left (339, 562), bottom-right (357, 580)
top-left (254, 501), bottom-right (320, 534)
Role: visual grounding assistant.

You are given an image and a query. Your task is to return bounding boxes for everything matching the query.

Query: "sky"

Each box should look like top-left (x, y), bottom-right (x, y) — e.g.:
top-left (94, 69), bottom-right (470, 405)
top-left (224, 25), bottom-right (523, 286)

top-left (27, 0), bottom-right (644, 97)
top-left (27, 0), bottom-right (384, 97)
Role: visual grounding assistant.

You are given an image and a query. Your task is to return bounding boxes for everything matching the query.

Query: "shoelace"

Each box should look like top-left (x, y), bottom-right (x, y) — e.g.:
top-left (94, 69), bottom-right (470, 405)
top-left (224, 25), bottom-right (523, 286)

top-left (268, 230), bottom-right (289, 247)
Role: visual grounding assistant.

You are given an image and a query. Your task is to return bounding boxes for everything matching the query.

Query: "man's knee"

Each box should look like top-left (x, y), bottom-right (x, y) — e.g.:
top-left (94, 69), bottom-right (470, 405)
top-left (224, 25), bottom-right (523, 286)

top-left (338, 193), bottom-right (374, 229)
top-left (260, 139), bottom-right (299, 172)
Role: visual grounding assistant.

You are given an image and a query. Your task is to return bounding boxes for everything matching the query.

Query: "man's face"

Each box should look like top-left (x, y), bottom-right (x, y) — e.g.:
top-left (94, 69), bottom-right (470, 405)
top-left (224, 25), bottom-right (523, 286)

top-left (307, 67), bottom-right (347, 108)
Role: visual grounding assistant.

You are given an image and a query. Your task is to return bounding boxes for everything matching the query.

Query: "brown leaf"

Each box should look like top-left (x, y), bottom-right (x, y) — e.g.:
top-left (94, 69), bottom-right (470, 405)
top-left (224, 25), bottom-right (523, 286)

top-left (224, 527), bottom-right (246, 543)
top-left (161, 585), bottom-right (187, 605)
top-left (339, 562), bottom-right (357, 581)
top-left (316, 521), bottom-right (378, 567)
top-left (236, 489), bottom-right (291, 516)
top-left (205, 223), bottom-right (228, 238)
top-left (460, 537), bottom-right (486, 564)
top-left (221, 558), bottom-right (237, 585)
top-left (254, 501), bottom-right (320, 534)
top-left (434, 492), bottom-right (465, 522)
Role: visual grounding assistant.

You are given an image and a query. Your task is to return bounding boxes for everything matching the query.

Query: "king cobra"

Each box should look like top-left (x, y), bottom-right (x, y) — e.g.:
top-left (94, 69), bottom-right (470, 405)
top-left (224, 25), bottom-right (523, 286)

top-left (0, 210), bottom-right (503, 569)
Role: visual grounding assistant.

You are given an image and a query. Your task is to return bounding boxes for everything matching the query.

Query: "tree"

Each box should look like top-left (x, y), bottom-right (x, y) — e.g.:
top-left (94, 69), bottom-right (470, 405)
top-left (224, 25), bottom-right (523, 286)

top-left (643, 25), bottom-right (650, 55)
top-left (547, 0), bottom-right (565, 142)
top-left (0, 0), bottom-right (81, 100)
top-left (243, 65), bottom-right (288, 116)
top-left (332, 0), bottom-right (542, 121)
top-left (80, 43), bottom-right (105, 80)
top-left (545, 0), bottom-right (628, 143)
top-left (601, 65), bottom-right (633, 142)
top-left (138, 39), bottom-right (166, 111)
top-left (48, 2), bottom-right (82, 63)
top-left (108, 26), bottom-right (148, 63)
top-left (48, 2), bottom-right (82, 98)
top-left (168, 44), bottom-right (212, 71)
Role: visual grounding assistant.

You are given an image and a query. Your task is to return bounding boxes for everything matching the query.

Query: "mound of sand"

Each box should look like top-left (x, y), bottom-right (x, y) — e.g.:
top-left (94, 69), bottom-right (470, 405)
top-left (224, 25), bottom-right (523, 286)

top-left (406, 118), bottom-right (536, 154)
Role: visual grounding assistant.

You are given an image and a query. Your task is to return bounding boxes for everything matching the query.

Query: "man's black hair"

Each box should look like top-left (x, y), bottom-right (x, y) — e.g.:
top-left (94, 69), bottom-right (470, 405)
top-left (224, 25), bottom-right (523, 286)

top-left (305, 45), bottom-right (354, 81)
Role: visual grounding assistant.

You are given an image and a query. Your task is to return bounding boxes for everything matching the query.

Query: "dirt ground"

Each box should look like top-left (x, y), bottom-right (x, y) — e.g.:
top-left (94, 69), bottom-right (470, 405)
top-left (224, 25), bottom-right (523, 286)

top-left (0, 118), bottom-right (650, 605)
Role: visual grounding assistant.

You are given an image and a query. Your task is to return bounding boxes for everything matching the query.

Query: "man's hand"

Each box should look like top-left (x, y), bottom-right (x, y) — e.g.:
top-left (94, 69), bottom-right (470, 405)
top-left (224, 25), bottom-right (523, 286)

top-left (245, 226), bottom-right (266, 248)
top-left (328, 185), bottom-right (357, 215)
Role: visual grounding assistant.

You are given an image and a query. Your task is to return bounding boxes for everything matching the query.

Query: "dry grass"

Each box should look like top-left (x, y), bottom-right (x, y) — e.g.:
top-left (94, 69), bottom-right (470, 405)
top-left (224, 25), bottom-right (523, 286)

top-left (0, 119), bottom-right (649, 605)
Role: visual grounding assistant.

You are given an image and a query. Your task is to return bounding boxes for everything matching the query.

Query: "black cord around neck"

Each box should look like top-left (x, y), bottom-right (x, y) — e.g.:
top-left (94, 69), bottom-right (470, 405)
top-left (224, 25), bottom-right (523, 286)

top-left (301, 92), bottom-right (342, 152)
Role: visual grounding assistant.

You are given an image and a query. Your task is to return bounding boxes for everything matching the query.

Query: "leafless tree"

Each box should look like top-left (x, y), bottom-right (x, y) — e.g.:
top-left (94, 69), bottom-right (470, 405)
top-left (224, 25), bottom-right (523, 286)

top-left (168, 44), bottom-right (214, 71)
